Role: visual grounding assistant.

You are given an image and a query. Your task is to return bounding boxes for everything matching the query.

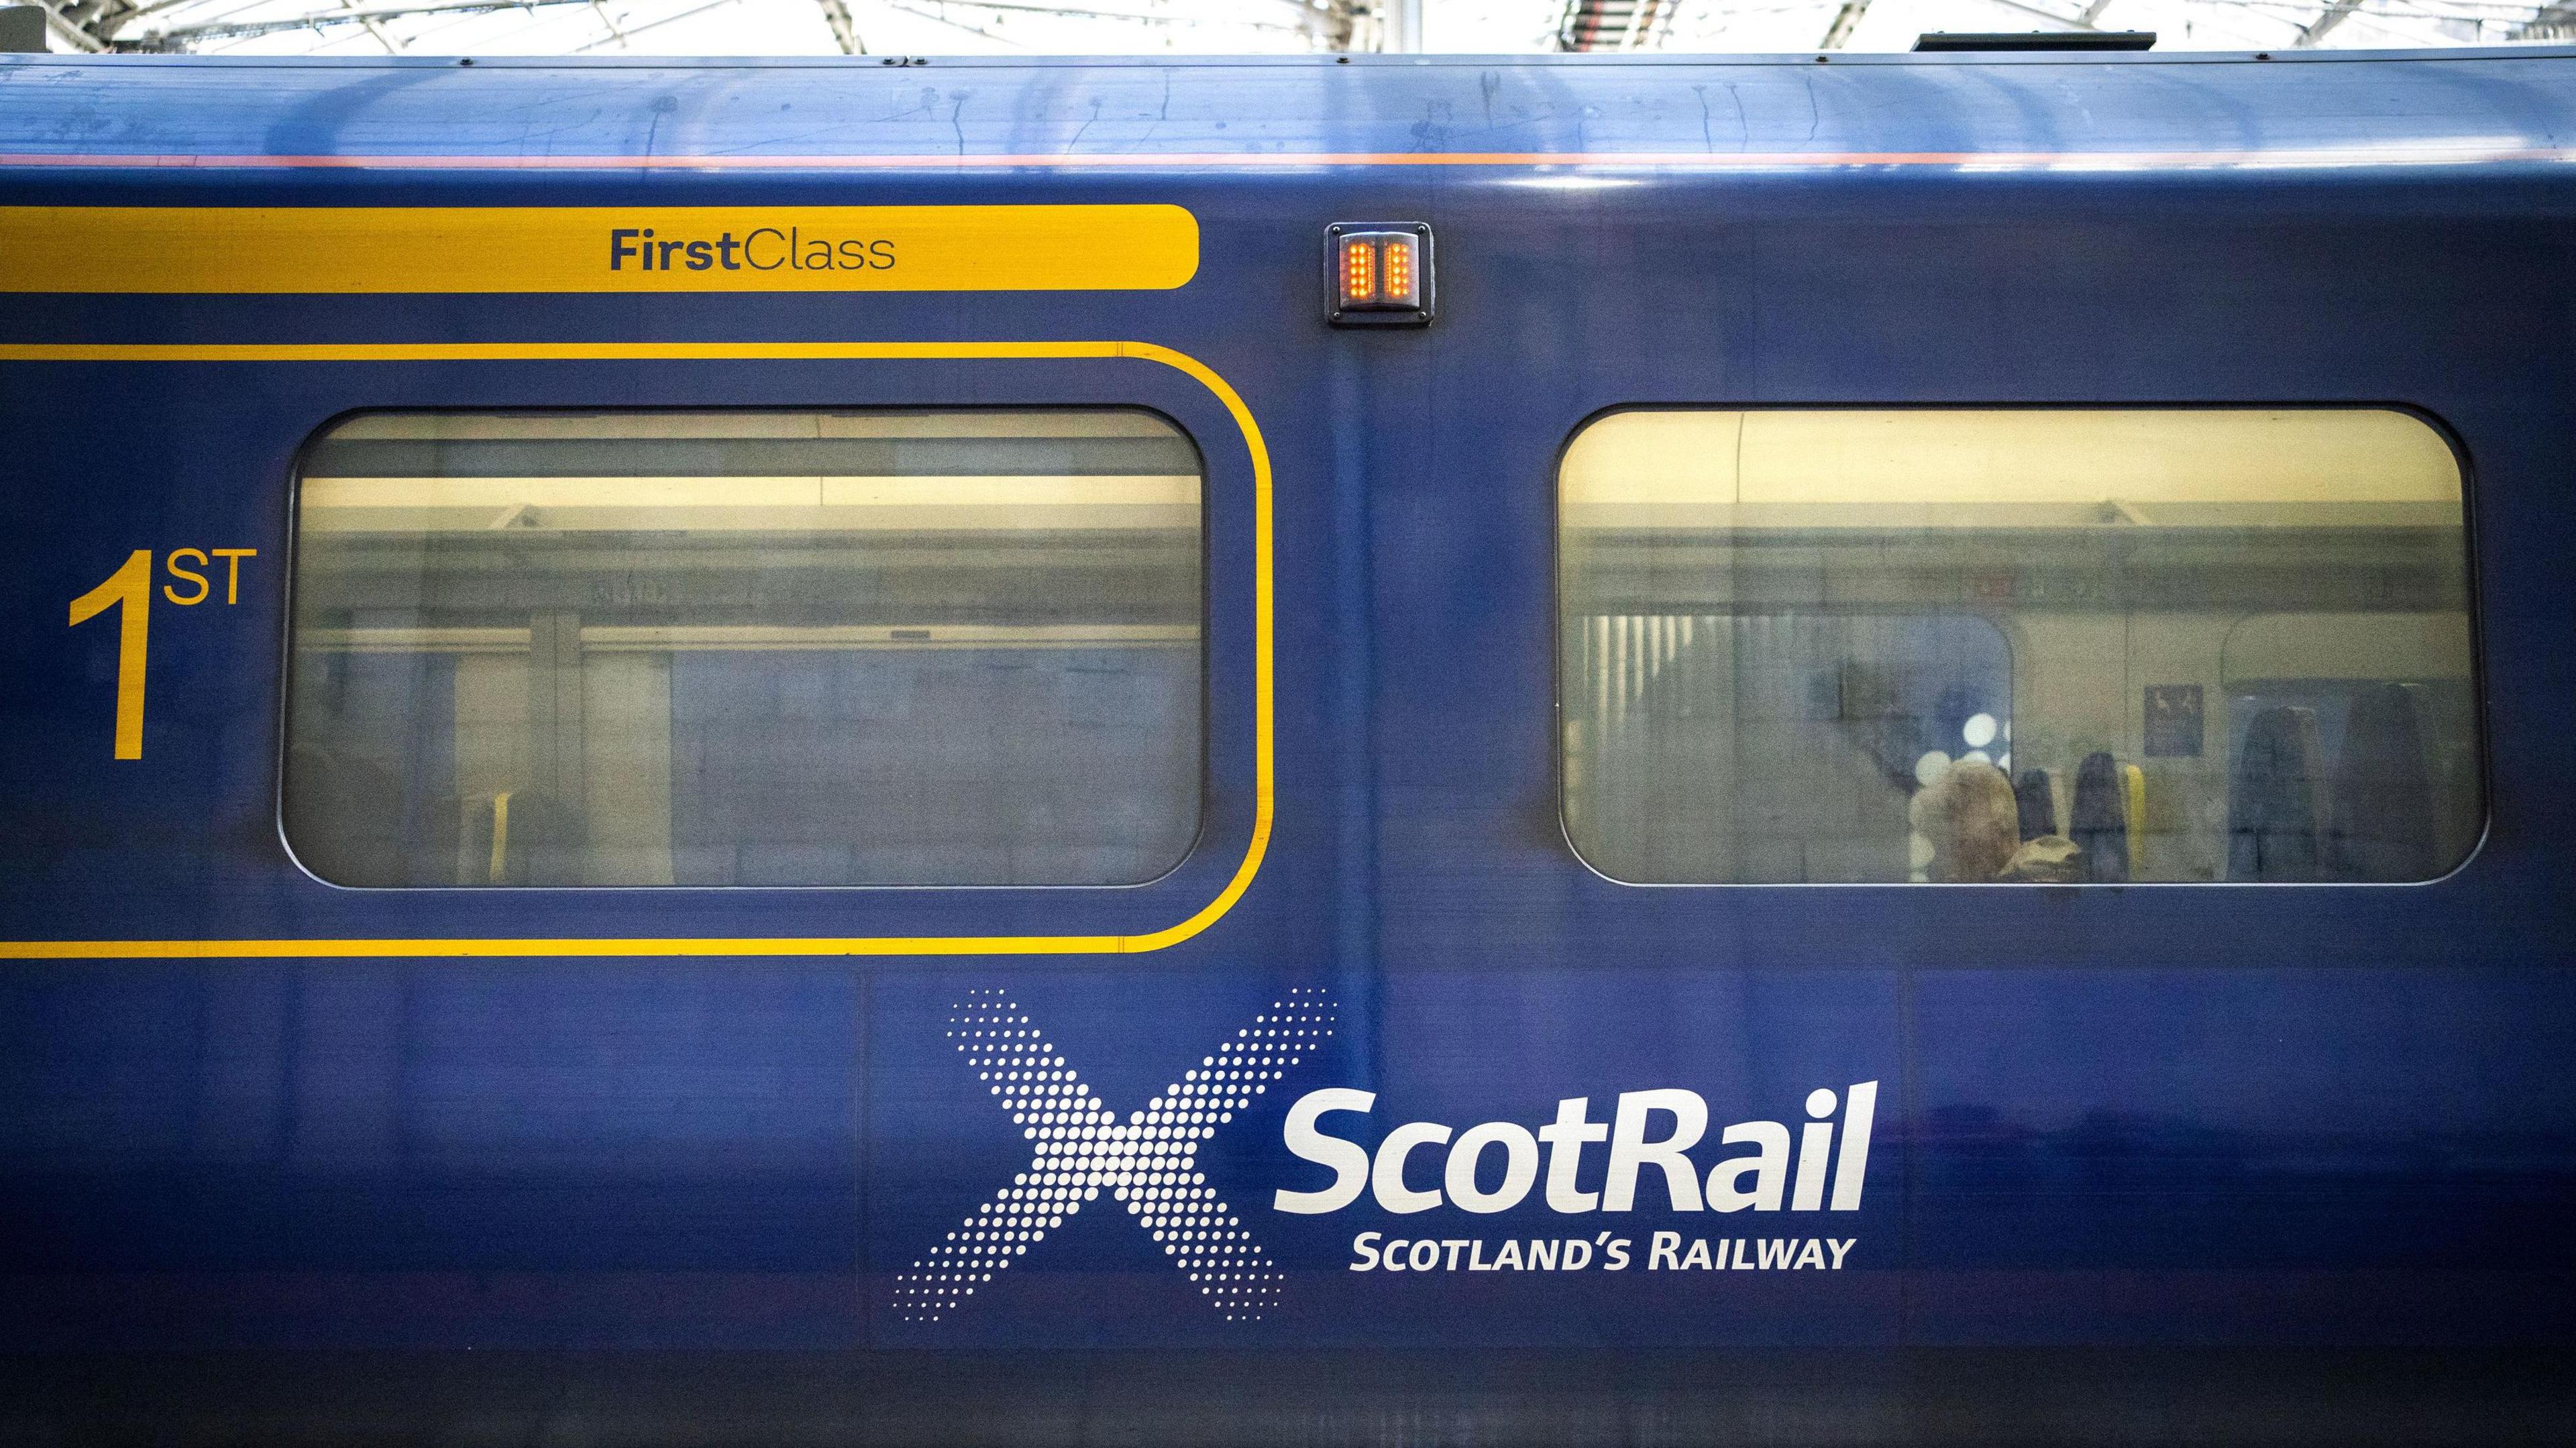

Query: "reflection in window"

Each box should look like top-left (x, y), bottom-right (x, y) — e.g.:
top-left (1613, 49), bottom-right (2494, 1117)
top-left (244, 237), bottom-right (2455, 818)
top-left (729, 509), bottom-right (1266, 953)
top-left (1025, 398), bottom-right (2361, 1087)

top-left (1559, 409), bottom-right (2477, 884)
top-left (285, 410), bottom-right (1202, 887)
top-left (1564, 614), bottom-right (2010, 883)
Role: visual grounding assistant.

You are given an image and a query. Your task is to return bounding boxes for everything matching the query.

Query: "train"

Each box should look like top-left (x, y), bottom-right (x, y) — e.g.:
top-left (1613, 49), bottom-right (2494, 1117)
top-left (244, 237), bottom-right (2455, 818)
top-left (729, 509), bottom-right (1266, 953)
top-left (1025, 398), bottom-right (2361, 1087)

top-left (1, 39), bottom-right (2572, 1444)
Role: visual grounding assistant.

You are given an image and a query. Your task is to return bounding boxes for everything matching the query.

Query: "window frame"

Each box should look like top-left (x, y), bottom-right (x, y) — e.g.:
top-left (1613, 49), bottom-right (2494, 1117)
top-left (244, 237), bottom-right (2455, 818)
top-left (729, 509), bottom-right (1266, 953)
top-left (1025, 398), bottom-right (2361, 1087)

top-left (1550, 401), bottom-right (2492, 889)
top-left (276, 402), bottom-right (1215, 894)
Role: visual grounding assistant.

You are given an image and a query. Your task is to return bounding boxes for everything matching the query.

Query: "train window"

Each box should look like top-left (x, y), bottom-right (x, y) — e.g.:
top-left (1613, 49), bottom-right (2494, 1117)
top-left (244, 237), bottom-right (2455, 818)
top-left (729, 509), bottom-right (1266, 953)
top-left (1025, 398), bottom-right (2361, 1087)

top-left (1559, 409), bottom-right (2478, 884)
top-left (283, 410), bottom-right (1202, 888)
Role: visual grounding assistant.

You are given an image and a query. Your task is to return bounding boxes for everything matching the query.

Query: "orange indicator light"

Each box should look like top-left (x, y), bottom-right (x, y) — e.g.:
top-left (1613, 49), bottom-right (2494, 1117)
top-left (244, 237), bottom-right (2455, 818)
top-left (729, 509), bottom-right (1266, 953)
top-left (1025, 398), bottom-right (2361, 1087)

top-left (1340, 234), bottom-right (1378, 306)
top-left (1326, 223), bottom-right (1432, 327)
top-left (1379, 235), bottom-right (1416, 307)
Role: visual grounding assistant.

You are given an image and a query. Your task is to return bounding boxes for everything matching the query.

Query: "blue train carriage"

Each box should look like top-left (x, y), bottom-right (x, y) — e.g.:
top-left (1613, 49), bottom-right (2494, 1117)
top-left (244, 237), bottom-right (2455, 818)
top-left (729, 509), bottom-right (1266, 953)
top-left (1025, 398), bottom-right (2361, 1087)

top-left (0, 42), bottom-right (2572, 1442)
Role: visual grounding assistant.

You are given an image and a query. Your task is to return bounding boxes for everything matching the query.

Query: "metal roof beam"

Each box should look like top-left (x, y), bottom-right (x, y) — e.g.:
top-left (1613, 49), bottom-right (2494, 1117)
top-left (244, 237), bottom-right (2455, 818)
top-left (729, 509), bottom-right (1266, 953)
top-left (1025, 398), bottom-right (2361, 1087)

top-left (29, 0), bottom-right (113, 50)
top-left (2294, 0), bottom-right (2363, 45)
top-left (1819, 0), bottom-right (1870, 48)
top-left (141, 0), bottom-right (606, 42)
top-left (814, 0), bottom-right (858, 52)
top-left (2512, 0), bottom-right (2575, 36)
top-left (1976, 0), bottom-right (2102, 30)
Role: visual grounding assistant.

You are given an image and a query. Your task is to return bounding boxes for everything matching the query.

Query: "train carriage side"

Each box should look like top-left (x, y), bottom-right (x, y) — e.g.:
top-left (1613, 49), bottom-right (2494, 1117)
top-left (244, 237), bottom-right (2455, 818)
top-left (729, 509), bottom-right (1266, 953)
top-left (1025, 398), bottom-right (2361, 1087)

top-left (0, 48), bottom-right (2571, 1442)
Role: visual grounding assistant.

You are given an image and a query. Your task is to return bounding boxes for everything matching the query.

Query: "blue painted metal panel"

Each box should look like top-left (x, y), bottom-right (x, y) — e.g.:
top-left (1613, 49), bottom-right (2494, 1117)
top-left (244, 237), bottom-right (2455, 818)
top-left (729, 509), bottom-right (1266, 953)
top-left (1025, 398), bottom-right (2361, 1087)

top-left (0, 53), bottom-right (2570, 1400)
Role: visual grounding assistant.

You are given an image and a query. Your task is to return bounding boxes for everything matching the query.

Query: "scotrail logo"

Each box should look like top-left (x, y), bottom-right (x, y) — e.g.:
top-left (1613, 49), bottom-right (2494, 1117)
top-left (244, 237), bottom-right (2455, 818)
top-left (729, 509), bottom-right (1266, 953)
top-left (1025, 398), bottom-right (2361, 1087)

top-left (1275, 1077), bottom-right (1878, 1278)
top-left (896, 986), bottom-right (1879, 1326)
top-left (1274, 1080), bottom-right (1878, 1218)
top-left (893, 987), bottom-right (1337, 1323)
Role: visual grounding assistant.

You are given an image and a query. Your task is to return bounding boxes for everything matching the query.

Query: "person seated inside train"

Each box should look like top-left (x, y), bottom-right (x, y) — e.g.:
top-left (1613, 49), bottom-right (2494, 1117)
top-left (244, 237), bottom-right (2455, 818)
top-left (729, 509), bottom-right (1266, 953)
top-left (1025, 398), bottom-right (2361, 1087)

top-left (1916, 759), bottom-right (2090, 884)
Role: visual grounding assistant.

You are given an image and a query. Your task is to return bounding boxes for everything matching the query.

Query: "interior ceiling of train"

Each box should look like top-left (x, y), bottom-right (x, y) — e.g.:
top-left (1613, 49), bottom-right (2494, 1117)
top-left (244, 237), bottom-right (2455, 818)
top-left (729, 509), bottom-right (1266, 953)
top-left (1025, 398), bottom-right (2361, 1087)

top-left (25, 0), bottom-right (2573, 60)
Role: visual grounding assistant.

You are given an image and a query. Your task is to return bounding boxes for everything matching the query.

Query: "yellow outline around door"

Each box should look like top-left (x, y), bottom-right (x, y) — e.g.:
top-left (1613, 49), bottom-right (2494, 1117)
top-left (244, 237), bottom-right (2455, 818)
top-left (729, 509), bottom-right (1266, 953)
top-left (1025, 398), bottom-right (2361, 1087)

top-left (0, 340), bottom-right (1272, 959)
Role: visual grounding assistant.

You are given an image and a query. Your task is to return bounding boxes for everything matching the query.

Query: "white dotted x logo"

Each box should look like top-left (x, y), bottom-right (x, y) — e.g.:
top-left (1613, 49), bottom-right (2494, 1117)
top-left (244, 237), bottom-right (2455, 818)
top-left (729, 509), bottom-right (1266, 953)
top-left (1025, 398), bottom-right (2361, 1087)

top-left (894, 986), bottom-right (1337, 1324)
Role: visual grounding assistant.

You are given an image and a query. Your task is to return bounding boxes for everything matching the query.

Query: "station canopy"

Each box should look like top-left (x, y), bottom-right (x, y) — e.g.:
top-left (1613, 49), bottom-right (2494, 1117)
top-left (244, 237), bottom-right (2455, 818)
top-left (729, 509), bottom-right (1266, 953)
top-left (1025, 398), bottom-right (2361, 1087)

top-left (25, 0), bottom-right (2575, 61)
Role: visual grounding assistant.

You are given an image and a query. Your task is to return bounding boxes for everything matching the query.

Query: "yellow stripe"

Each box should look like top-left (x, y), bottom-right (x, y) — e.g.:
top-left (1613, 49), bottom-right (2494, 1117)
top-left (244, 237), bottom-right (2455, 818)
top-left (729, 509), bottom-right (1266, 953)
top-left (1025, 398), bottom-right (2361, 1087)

top-left (0, 339), bottom-right (1271, 960)
top-left (0, 206), bottom-right (1199, 294)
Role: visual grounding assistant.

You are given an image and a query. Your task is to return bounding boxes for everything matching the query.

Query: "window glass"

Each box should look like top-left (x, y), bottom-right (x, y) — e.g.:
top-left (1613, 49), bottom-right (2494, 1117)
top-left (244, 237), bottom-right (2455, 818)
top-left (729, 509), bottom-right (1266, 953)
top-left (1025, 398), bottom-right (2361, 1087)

top-left (1559, 409), bottom-right (2477, 884)
top-left (286, 410), bottom-right (1201, 887)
